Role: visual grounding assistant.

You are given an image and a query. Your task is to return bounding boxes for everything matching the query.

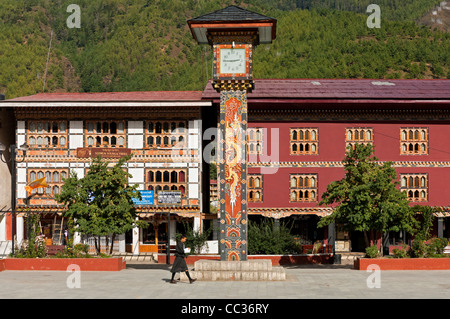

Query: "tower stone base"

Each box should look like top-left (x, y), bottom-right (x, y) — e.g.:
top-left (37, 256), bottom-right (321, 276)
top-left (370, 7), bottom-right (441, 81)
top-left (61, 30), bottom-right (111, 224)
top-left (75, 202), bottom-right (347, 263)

top-left (180, 259), bottom-right (286, 281)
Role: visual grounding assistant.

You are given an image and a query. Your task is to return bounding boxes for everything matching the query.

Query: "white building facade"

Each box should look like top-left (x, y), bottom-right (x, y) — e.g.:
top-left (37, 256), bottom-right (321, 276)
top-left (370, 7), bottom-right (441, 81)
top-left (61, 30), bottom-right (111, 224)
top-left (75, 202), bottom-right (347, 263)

top-left (1, 91), bottom-right (214, 257)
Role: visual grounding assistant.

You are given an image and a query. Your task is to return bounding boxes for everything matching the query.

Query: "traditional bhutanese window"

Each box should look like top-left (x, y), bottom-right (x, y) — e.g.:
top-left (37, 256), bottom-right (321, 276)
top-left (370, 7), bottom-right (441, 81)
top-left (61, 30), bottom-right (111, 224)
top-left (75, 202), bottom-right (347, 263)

top-left (27, 121), bottom-right (68, 148)
top-left (345, 127), bottom-right (374, 150)
top-left (400, 128), bottom-right (428, 155)
top-left (146, 169), bottom-right (187, 197)
top-left (85, 121), bottom-right (126, 148)
top-left (145, 121), bottom-right (187, 149)
top-left (248, 174), bottom-right (263, 202)
top-left (247, 128), bottom-right (263, 155)
top-left (28, 169), bottom-right (68, 197)
top-left (400, 173), bottom-right (428, 202)
top-left (289, 174), bottom-right (318, 202)
top-left (290, 128), bottom-right (318, 155)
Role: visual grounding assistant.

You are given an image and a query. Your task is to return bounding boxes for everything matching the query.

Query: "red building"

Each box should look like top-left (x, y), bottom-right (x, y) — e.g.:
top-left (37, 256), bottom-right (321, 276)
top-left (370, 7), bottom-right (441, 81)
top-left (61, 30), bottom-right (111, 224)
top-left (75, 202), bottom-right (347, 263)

top-left (204, 78), bottom-right (450, 253)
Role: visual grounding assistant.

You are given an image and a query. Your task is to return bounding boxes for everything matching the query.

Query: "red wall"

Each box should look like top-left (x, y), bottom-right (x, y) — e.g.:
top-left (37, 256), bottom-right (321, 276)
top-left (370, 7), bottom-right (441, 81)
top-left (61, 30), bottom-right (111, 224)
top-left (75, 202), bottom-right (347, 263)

top-left (248, 122), bottom-right (450, 209)
top-left (2, 258), bottom-right (126, 271)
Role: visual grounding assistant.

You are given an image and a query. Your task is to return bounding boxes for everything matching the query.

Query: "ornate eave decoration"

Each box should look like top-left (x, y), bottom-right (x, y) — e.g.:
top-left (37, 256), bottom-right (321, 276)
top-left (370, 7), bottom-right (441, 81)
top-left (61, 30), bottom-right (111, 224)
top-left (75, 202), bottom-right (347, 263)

top-left (249, 108), bottom-right (450, 122)
top-left (14, 106), bottom-right (201, 120)
top-left (248, 207), bottom-right (334, 219)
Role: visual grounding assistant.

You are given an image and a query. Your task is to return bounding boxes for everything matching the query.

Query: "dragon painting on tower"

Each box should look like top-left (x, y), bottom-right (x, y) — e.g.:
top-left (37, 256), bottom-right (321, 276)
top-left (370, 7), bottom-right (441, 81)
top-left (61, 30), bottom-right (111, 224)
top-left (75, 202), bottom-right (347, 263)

top-left (218, 90), bottom-right (248, 261)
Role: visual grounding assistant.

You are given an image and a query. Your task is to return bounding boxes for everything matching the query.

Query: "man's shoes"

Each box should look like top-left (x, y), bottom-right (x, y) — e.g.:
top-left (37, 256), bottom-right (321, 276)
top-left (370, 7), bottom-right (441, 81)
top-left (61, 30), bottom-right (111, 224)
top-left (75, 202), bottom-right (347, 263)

top-left (189, 278), bottom-right (197, 284)
top-left (170, 280), bottom-right (177, 284)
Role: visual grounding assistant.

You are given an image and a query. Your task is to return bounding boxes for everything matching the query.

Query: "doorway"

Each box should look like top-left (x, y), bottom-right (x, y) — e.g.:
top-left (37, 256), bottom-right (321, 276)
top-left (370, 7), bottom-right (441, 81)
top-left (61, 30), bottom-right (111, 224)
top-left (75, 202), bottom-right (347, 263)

top-left (350, 231), bottom-right (366, 252)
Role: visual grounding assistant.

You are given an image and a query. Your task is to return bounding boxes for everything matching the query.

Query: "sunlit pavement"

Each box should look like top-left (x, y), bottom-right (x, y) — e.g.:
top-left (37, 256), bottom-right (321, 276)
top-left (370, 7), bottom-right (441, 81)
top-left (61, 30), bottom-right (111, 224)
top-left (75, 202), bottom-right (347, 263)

top-left (0, 263), bottom-right (449, 299)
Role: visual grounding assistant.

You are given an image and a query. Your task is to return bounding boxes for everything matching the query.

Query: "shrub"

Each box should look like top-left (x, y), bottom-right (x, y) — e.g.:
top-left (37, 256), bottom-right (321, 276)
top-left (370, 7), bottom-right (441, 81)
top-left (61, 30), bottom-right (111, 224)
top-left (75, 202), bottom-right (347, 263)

top-left (410, 237), bottom-right (449, 258)
top-left (410, 237), bottom-right (427, 258)
top-left (248, 218), bottom-right (299, 255)
top-left (12, 214), bottom-right (47, 258)
top-left (176, 221), bottom-right (213, 255)
top-left (365, 245), bottom-right (379, 258)
top-left (392, 244), bottom-right (409, 258)
top-left (427, 237), bottom-right (449, 257)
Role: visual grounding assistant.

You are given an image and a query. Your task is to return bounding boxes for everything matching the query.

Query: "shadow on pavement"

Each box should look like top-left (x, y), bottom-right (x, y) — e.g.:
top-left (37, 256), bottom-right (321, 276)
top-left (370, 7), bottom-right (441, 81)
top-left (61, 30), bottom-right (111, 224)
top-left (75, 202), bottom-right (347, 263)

top-left (282, 263), bottom-right (355, 270)
top-left (126, 263), bottom-right (172, 270)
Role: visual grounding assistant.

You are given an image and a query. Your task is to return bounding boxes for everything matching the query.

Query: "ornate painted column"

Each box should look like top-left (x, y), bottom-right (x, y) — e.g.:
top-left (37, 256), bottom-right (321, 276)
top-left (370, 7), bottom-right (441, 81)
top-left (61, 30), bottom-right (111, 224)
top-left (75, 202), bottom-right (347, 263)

top-left (218, 89), bottom-right (248, 260)
top-left (188, 5), bottom-right (276, 261)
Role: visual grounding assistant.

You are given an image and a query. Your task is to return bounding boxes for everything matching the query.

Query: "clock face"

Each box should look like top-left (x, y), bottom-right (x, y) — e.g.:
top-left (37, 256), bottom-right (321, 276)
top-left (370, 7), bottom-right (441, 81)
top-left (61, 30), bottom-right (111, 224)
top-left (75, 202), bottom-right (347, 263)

top-left (213, 43), bottom-right (252, 82)
top-left (220, 48), bottom-right (246, 74)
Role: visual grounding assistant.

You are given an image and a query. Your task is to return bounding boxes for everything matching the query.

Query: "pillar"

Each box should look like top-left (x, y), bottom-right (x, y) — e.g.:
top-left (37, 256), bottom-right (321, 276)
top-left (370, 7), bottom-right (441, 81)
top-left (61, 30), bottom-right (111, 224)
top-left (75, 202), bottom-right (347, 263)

top-left (16, 215), bottom-right (24, 248)
top-left (0, 213), bottom-right (5, 242)
top-left (274, 218), bottom-right (280, 231)
top-left (328, 223), bottom-right (335, 253)
top-left (218, 90), bottom-right (248, 261)
top-left (73, 231), bottom-right (81, 245)
top-left (132, 219), bottom-right (139, 255)
top-left (193, 215), bottom-right (201, 233)
top-left (438, 217), bottom-right (444, 238)
top-left (169, 219), bottom-right (176, 245)
top-left (118, 233), bottom-right (125, 253)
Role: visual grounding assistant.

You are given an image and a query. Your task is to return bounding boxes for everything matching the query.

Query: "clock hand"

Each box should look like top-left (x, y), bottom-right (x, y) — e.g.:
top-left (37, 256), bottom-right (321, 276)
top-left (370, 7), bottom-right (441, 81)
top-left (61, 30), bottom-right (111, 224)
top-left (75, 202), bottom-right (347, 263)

top-left (223, 59), bottom-right (241, 62)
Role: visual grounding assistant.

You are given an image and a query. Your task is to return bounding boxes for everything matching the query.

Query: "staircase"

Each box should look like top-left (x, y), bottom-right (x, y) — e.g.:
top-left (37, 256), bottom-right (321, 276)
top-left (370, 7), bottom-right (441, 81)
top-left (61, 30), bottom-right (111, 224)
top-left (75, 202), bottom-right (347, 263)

top-left (52, 217), bottom-right (65, 245)
top-left (115, 252), bottom-right (157, 263)
top-left (338, 252), bottom-right (365, 265)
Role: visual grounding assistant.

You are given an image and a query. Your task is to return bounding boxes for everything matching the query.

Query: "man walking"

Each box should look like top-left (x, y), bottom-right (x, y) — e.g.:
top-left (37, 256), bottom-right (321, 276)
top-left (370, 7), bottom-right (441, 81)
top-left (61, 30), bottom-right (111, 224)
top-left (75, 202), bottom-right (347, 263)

top-left (170, 235), bottom-right (196, 284)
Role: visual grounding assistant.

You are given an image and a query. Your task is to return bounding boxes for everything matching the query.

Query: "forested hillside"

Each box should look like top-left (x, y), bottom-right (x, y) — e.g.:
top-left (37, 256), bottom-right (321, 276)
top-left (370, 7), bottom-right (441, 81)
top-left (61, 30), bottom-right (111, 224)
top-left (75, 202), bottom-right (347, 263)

top-left (257, 0), bottom-right (444, 21)
top-left (0, 0), bottom-right (448, 99)
top-left (0, 0), bottom-right (80, 98)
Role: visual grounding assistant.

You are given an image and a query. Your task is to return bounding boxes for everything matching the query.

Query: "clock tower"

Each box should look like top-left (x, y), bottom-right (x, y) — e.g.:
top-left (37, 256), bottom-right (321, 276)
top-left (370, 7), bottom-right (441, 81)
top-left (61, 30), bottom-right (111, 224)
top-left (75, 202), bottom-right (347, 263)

top-left (188, 5), bottom-right (276, 261)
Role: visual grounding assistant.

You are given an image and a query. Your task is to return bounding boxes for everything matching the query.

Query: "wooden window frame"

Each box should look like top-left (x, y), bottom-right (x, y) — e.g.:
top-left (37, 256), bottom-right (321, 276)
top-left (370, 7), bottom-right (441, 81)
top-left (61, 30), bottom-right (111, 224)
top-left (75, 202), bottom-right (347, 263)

top-left (400, 127), bottom-right (428, 155)
top-left (145, 121), bottom-right (187, 149)
top-left (399, 173), bottom-right (428, 202)
top-left (345, 127), bottom-right (374, 150)
top-left (85, 120), bottom-right (126, 148)
top-left (247, 128), bottom-right (263, 155)
top-left (289, 174), bottom-right (318, 202)
top-left (290, 128), bottom-right (318, 155)
top-left (248, 174), bottom-right (263, 203)
top-left (27, 121), bottom-right (68, 149)
top-left (28, 168), bottom-right (68, 198)
top-left (145, 168), bottom-right (187, 198)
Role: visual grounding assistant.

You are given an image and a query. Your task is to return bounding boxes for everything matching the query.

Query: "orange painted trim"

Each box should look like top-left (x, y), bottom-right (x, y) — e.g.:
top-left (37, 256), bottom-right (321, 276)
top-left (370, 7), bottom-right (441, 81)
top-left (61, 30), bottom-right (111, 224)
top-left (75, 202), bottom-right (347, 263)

top-left (139, 244), bottom-right (159, 253)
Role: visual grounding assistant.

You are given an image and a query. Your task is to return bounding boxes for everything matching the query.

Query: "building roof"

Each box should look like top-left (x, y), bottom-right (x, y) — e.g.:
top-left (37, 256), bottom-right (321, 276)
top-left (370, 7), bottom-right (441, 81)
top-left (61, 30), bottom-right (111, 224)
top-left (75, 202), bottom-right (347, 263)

top-left (202, 79), bottom-right (450, 102)
top-left (2, 79), bottom-right (448, 107)
top-left (6, 91), bottom-right (203, 102)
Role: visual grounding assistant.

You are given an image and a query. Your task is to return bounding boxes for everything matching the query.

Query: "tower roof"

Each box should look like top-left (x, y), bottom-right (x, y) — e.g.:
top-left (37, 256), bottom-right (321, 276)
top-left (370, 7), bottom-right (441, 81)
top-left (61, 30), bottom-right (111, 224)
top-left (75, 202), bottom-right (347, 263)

top-left (188, 5), bottom-right (277, 45)
top-left (189, 5), bottom-right (274, 22)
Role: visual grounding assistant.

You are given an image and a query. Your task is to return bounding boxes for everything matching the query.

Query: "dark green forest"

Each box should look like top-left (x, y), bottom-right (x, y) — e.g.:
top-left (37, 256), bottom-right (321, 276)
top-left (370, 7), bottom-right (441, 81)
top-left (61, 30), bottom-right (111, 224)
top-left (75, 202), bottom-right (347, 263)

top-left (0, 0), bottom-right (448, 99)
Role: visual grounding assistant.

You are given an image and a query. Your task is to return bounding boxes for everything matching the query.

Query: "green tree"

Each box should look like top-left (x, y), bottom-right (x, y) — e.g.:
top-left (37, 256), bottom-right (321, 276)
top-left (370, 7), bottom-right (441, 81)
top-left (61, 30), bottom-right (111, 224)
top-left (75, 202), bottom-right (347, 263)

top-left (55, 155), bottom-right (147, 255)
top-left (409, 204), bottom-right (436, 257)
top-left (318, 144), bottom-right (417, 253)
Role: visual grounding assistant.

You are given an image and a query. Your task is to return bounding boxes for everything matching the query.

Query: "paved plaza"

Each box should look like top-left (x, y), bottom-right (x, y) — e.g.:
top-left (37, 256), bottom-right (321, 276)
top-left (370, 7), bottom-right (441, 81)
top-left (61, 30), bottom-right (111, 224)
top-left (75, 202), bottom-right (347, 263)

top-left (0, 263), bottom-right (449, 299)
